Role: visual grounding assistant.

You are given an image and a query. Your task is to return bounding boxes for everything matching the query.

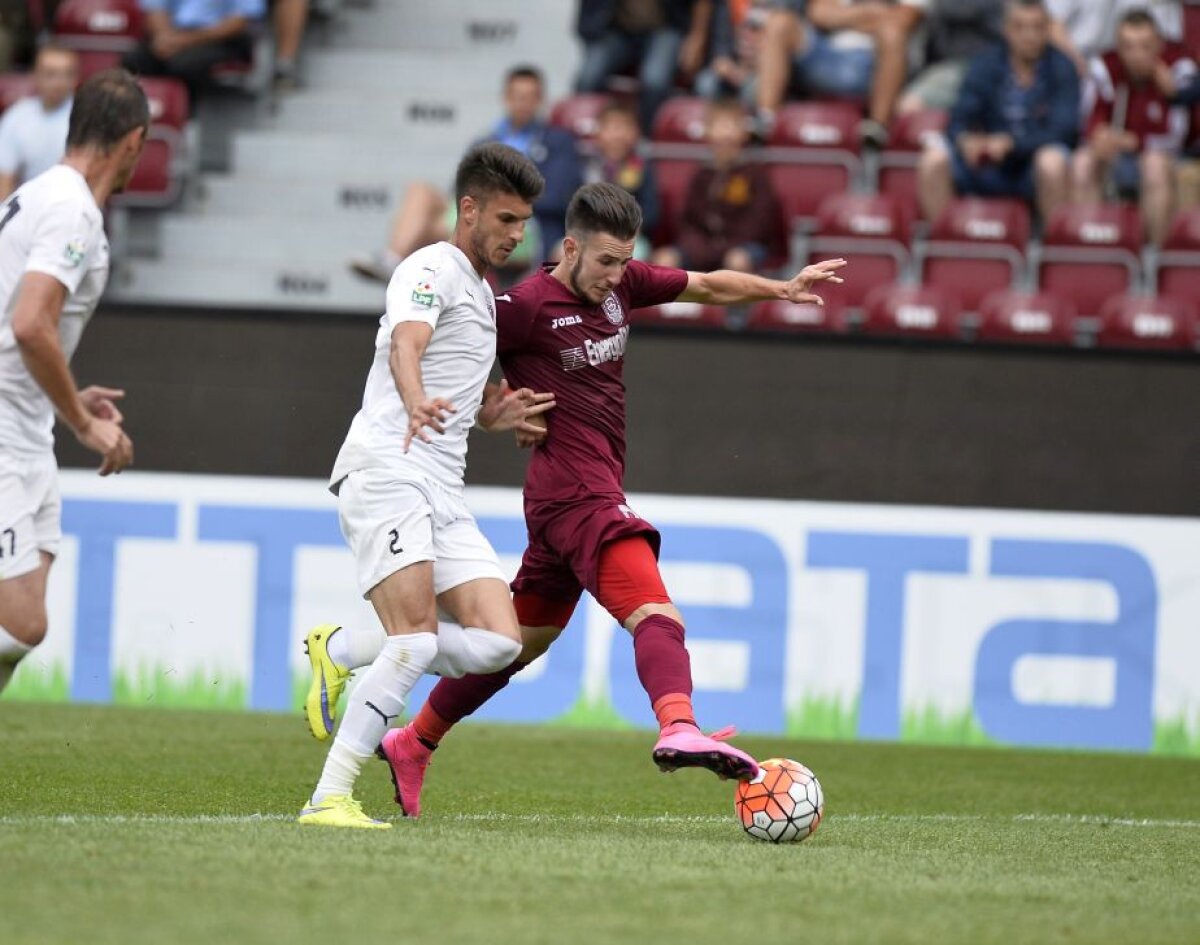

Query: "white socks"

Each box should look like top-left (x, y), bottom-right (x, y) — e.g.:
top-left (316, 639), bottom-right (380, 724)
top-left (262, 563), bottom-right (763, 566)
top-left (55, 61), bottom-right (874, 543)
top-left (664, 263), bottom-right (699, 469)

top-left (0, 625), bottom-right (32, 694)
top-left (429, 623), bottom-right (521, 678)
top-left (311, 631), bottom-right (437, 804)
top-left (326, 621), bottom-right (521, 678)
top-left (325, 624), bottom-right (386, 670)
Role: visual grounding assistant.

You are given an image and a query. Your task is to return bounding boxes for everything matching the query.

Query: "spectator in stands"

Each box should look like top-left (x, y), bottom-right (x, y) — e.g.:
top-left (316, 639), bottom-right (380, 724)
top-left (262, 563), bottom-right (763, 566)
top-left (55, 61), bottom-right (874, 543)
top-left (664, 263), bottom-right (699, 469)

top-left (917, 0), bottom-right (1078, 223)
top-left (694, 0), bottom-right (768, 105)
top-left (0, 45), bottom-right (78, 201)
top-left (754, 0), bottom-right (928, 148)
top-left (651, 98), bottom-right (783, 272)
top-left (575, 0), bottom-right (713, 131)
top-left (1047, 0), bottom-right (1182, 75)
top-left (1071, 8), bottom-right (1196, 246)
top-left (272, 0), bottom-right (308, 91)
top-left (1173, 68), bottom-right (1200, 209)
top-left (583, 100), bottom-right (659, 258)
top-left (122, 0), bottom-right (265, 99)
top-left (897, 0), bottom-right (1005, 116)
top-left (350, 65), bottom-right (582, 283)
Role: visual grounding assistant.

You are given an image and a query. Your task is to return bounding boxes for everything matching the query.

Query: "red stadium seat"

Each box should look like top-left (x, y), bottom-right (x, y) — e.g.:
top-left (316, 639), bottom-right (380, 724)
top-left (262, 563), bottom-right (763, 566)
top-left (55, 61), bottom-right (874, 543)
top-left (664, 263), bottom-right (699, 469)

top-left (976, 289), bottom-right (1076, 345)
top-left (1096, 294), bottom-right (1199, 351)
top-left (651, 96), bottom-right (710, 144)
top-left (648, 157), bottom-right (700, 246)
top-left (140, 76), bottom-right (189, 129)
top-left (807, 193), bottom-right (911, 310)
top-left (550, 94), bottom-right (613, 141)
top-left (1185, 1), bottom-right (1200, 55)
top-left (1157, 208), bottom-right (1200, 305)
top-left (54, 0), bottom-right (142, 47)
top-left (74, 50), bottom-right (124, 79)
top-left (1037, 203), bottom-right (1143, 317)
top-left (878, 108), bottom-right (947, 220)
top-left (0, 73), bottom-right (36, 112)
top-left (860, 284), bottom-right (961, 339)
top-left (631, 302), bottom-right (727, 329)
top-left (763, 101), bottom-right (862, 224)
top-left (918, 198), bottom-right (1030, 312)
top-left (746, 296), bottom-right (849, 334)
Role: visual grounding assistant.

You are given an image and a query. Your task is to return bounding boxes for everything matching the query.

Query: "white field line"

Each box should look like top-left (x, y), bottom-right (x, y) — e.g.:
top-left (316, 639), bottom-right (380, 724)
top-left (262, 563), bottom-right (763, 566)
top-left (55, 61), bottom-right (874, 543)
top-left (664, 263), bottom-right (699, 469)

top-left (0, 812), bottom-right (1197, 829)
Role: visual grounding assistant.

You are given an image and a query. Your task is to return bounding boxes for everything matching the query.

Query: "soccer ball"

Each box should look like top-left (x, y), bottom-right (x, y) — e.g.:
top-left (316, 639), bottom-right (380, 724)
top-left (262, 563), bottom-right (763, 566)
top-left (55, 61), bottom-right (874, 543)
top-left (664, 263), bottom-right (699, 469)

top-left (734, 758), bottom-right (824, 843)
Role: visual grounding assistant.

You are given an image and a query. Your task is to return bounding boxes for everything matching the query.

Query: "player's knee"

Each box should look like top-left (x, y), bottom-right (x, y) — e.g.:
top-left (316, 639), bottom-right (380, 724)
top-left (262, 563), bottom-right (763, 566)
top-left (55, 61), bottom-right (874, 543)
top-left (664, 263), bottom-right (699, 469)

top-left (623, 602), bottom-right (683, 634)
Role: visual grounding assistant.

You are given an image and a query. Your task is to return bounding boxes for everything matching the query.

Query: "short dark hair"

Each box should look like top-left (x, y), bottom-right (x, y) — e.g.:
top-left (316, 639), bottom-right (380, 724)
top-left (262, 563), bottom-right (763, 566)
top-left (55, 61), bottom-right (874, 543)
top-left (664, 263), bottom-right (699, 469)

top-left (1119, 7), bottom-right (1160, 31)
top-left (1005, 0), bottom-right (1047, 15)
top-left (505, 64), bottom-right (544, 87)
top-left (565, 182), bottom-right (643, 241)
top-left (66, 69), bottom-right (149, 152)
top-left (454, 141), bottom-right (544, 205)
top-left (598, 100), bottom-right (639, 128)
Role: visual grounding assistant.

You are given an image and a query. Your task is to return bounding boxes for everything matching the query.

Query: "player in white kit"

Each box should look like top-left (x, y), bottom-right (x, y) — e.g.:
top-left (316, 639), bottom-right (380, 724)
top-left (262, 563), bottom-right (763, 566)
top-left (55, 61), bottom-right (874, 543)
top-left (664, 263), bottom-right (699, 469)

top-left (0, 70), bottom-right (148, 693)
top-left (298, 143), bottom-right (554, 829)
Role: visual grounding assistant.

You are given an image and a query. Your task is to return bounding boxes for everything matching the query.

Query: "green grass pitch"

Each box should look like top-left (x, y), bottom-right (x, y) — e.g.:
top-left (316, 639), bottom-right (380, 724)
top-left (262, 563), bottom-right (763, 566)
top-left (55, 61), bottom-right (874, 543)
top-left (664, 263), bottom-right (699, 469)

top-left (1, 702), bottom-right (1198, 945)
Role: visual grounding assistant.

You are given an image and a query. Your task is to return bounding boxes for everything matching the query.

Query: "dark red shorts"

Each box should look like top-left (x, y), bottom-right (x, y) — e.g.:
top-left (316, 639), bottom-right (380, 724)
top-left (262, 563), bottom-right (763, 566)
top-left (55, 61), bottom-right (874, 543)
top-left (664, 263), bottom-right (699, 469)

top-left (511, 497), bottom-right (667, 627)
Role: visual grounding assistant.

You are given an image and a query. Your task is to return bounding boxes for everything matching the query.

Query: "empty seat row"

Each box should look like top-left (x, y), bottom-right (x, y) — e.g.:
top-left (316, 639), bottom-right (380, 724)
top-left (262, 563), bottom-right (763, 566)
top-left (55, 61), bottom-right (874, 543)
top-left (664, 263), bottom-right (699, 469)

top-left (633, 288), bottom-right (1200, 352)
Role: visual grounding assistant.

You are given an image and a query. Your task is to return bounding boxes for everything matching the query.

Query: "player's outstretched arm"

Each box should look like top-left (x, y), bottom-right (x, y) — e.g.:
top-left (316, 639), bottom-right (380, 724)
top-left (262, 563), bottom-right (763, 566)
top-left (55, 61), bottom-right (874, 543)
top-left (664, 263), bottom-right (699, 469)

top-left (478, 380), bottom-right (555, 439)
top-left (389, 321), bottom-right (457, 452)
top-left (676, 258), bottom-right (847, 307)
top-left (13, 272), bottom-right (132, 475)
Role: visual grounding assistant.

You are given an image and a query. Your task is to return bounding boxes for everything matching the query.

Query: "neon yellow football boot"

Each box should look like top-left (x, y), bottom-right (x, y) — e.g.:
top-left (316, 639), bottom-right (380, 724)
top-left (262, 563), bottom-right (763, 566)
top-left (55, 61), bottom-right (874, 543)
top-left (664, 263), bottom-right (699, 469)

top-left (304, 623), bottom-right (350, 740)
top-left (297, 794), bottom-right (392, 830)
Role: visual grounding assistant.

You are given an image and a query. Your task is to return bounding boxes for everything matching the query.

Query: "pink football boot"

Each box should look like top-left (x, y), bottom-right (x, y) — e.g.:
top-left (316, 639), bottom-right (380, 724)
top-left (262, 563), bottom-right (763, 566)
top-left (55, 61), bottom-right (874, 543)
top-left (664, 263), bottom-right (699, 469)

top-left (652, 723), bottom-right (760, 781)
top-left (375, 725), bottom-right (433, 818)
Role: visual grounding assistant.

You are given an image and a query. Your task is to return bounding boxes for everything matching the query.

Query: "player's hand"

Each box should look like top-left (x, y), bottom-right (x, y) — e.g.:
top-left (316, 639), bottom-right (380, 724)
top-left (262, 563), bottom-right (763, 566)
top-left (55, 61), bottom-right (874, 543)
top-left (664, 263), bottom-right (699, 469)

top-left (75, 416), bottom-right (133, 476)
top-left (480, 380), bottom-right (555, 435)
top-left (782, 258), bottom-right (846, 306)
top-left (404, 397), bottom-right (457, 452)
top-left (80, 385), bottom-right (125, 424)
top-left (516, 412), bottom-right (547, 449)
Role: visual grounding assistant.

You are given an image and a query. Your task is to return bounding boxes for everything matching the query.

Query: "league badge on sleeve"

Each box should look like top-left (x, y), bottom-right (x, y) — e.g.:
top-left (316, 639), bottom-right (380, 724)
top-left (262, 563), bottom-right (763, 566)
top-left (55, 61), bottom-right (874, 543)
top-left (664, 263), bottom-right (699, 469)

top-left (63, 239), bottom-right (87, 267)
top-left (602, 294), bottom-right (625, 326)
top-left (411, 280), bottom-right (436, 308)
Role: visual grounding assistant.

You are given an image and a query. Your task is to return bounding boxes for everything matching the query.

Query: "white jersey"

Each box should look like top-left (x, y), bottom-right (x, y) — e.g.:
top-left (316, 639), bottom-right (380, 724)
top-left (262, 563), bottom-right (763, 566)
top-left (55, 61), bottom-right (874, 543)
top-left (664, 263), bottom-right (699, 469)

top-left (330, 241), bottom-right (496, 493)
top-left (0, 164), bottom-right (108, 459)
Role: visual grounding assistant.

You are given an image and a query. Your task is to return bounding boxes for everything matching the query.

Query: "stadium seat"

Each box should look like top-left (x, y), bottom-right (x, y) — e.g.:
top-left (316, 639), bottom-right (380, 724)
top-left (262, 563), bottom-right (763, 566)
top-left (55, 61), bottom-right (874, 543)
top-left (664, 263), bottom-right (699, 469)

top-left (1185, 0), bottom-right (1200, 55)
top-left (630, 301), bottom-right (727, 329)
top-left (746, 296), bottom-right (848, 334)
top-left (975, 289), bottom-right (1076, 346)
top-left (1157, 208), bottom-right (1200, 305)
top-left (878, 108), bottom-right (947, 220)
top-left (110, 76), bottom-right (190, 207)
top-left (1037, 203), bottom-right (1143, 317)
top-left (763, 100), bottom-right (862, 224)
top-left (860, 284), bottom-right (961, 339)
top-left (550, 93), bottom-right (612, 141)
top-left (1096, 294), bottom-right (1199, 351)
top-left (649, 156), bottom-right (700, 246)
top-left (650, 96), bottom-right (710, 144)
top-left (807, 193), bottom-right (911, 311)
top-left (54, 0), bottom-right (142, 48)
top-left (0, 73), bottom-right (36, 113)
top-left (917, 197), bottom-right (1030, 312)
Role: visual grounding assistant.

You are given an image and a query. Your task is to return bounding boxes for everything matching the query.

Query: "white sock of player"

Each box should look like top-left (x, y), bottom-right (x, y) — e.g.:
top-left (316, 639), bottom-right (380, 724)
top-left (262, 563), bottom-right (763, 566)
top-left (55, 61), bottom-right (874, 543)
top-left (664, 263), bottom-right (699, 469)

top-left (325, 624), bottom-right (385, 670)
top-left (429, 622), bottom-right (521, 678)
top-left (0, 626), bottom-right (32, 694)
top-left (311, 631), bottom-right (437, 804)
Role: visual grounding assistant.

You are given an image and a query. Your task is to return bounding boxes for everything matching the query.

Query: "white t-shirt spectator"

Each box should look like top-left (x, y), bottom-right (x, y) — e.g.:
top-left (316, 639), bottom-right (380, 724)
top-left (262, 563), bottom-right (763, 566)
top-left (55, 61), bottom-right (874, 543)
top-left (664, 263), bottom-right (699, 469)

top-left (0, 97), bottom-right (71, 185)
top-left (1046, 0), bottom-right (1182, 60)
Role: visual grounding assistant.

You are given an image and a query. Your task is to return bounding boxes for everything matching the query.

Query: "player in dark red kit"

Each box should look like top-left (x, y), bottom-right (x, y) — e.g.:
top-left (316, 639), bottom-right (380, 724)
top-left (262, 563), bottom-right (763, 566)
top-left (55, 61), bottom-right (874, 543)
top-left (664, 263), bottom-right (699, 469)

top-left (373, 182), bottom-right (846, 816)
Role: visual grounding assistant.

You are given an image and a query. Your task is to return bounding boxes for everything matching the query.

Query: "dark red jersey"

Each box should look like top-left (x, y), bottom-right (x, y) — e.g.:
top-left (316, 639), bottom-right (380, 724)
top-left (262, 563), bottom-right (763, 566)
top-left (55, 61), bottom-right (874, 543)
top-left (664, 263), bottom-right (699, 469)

top-left (1085, 44), bottom-right (1197, 152)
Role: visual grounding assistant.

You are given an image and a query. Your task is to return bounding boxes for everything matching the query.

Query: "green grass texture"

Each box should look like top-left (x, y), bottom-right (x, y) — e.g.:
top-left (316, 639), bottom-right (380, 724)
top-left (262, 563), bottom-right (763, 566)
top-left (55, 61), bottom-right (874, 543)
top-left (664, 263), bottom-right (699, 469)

top-left (0, 702), bottom-right (1197, 945)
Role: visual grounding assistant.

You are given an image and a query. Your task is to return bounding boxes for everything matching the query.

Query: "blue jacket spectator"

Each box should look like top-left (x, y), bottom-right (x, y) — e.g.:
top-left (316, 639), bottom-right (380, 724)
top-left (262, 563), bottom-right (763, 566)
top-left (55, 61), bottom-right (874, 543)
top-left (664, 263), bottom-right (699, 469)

top-left (122, 0), bottom-right (265, 99)
top-left (918, 0), bottom-right (1078, 223)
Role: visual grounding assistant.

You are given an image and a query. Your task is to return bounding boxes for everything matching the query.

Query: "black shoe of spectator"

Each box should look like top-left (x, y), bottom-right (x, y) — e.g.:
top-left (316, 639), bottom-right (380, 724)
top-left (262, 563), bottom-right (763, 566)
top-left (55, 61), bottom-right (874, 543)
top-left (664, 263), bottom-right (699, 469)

top-left (349, 253), bottom-right (398, 284)
top-left (859, 119), bottom-right (889, 151)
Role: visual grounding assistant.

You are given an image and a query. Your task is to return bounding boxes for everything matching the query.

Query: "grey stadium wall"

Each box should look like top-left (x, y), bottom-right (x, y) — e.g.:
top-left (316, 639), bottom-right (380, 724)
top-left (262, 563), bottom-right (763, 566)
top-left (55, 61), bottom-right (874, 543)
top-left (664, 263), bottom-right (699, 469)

top-left (56, 305), bottom-right (1200, 517)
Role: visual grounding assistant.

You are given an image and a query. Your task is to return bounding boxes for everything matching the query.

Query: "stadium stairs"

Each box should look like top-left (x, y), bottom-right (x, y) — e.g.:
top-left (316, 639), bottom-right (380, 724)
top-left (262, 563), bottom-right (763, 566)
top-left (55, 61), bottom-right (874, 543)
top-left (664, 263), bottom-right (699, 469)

top-left (107, 0), bottom-right (581, 313)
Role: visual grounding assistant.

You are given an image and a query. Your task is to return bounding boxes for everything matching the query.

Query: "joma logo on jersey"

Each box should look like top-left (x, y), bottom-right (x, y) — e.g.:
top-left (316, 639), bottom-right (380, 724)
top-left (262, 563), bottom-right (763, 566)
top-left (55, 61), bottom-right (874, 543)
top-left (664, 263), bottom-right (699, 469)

top-left (584, 325), bottom-right (629, 366)
top-left (551, 315), bottom-right (582, 329)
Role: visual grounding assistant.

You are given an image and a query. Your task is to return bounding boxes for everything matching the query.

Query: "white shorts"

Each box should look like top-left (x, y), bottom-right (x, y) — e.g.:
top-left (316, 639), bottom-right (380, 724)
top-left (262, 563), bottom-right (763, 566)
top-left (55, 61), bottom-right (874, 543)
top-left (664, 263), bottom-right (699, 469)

top-left (0, 452), bottom-right (60, 582)
top-left (336, 468), bottom-right (505, 599)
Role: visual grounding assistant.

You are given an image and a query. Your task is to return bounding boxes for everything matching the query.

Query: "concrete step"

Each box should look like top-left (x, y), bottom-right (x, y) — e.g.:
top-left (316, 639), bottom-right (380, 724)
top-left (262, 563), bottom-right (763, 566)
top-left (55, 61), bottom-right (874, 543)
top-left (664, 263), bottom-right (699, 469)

top-left (158, 215), bottom-right (388, 263)
top-left (267, 94), bottom-right (500, 140)
top-left (231, 130), bottom-right (466, 180)
top-left (197, 174), bottom-right (410, 217)
top-left (108, 256), bottom-right (387, 314)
